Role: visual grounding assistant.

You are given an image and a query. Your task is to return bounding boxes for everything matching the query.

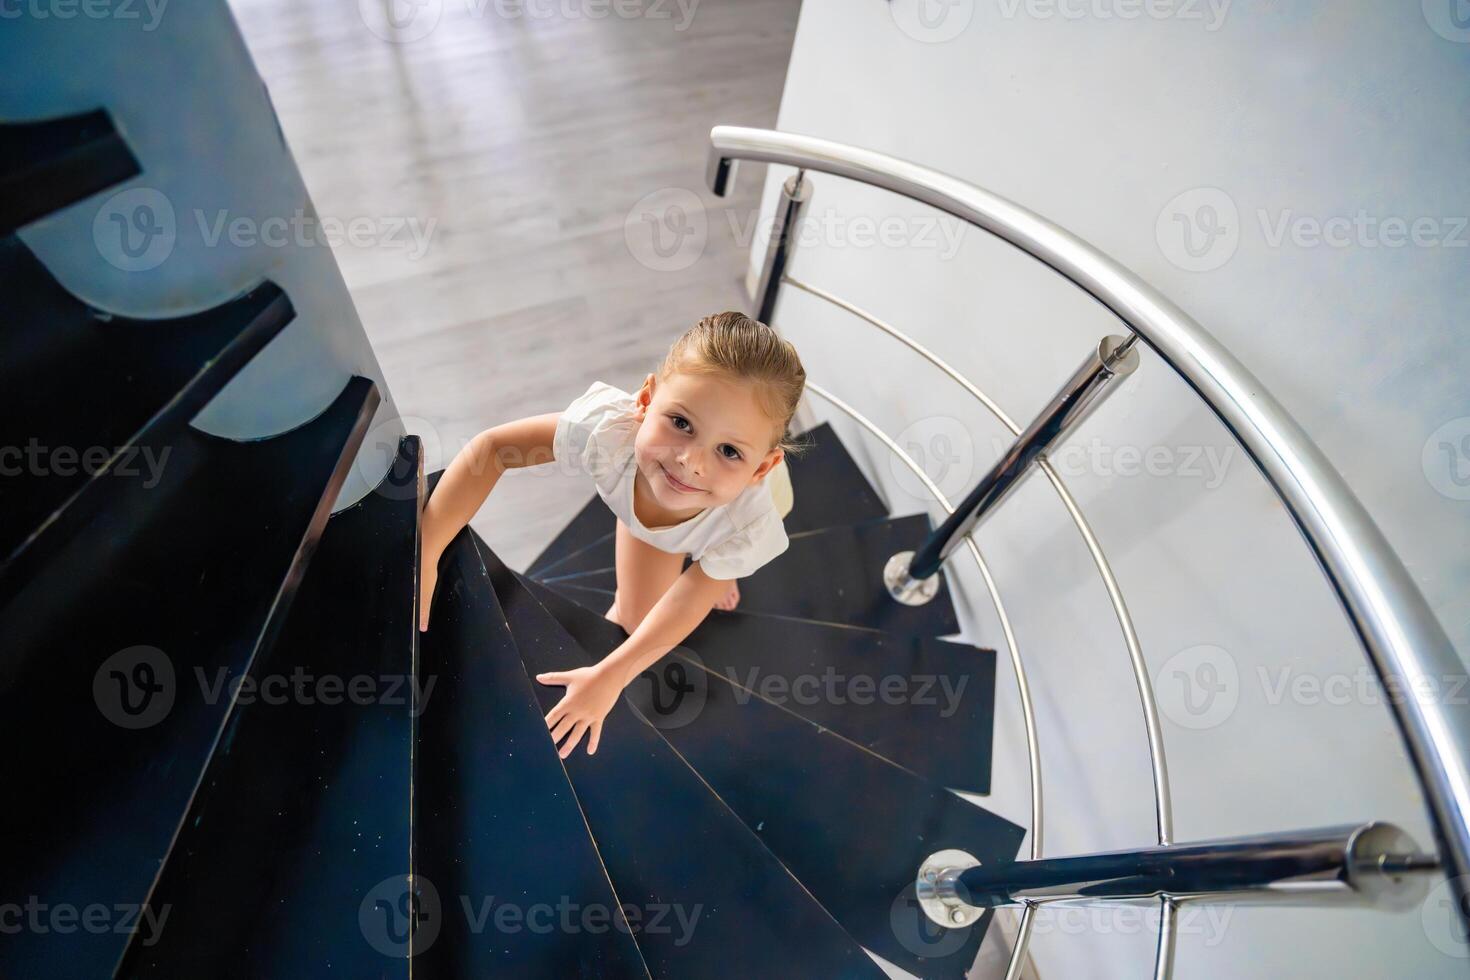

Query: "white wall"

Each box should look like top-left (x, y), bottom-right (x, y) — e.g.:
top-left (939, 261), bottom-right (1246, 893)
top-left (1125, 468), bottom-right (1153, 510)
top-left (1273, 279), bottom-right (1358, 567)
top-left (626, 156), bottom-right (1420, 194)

top-left (750, 1), bottom-right (1469, 975)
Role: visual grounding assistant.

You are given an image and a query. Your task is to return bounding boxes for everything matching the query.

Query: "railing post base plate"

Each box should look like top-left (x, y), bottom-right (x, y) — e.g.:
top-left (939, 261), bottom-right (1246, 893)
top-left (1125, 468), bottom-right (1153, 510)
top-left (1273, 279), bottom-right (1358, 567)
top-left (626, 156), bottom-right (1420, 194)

top-left (917, 848), bottom-right (982, 928)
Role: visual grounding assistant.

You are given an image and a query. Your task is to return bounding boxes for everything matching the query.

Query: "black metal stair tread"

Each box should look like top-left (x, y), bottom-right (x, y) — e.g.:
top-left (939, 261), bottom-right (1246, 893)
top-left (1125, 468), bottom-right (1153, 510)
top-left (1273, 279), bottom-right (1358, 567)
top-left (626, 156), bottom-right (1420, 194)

top-left (518, 574), bottom-right (1026, 980)
top-left (534, 577), bottom-right (996, 794)
top-left (527, 420), bottom-right (889, 579)
top-left (0, 109), bottom-right (141, 233)
top-left (477, 538), bottom-right (889, 980)
top-left (0, 376), bottom-right (378, 979)
top-left (0, 234), bottom-right (295, 588)
top-left (120, 436), bottom-right (423, 978)
top-left (541, 512), bottom-right (962, 637)
top-left (547, 578), bottom-right (919, 639)
top-left (524, 493), bottom-right (613, 579)
top-left (415, 473), bottom-right (651, 978)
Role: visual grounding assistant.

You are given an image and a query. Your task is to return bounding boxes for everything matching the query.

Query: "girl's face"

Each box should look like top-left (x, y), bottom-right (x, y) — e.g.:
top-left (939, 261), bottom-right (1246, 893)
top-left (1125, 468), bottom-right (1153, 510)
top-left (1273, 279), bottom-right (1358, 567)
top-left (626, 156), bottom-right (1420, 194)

top-left (632, 369), bottom-right (784, 512)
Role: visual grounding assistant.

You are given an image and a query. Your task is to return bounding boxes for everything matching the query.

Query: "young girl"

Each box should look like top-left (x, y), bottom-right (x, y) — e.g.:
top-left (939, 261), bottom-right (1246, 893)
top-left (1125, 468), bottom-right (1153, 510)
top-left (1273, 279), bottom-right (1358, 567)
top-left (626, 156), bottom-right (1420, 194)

top-left (418, 311), bottom-right (806, 759)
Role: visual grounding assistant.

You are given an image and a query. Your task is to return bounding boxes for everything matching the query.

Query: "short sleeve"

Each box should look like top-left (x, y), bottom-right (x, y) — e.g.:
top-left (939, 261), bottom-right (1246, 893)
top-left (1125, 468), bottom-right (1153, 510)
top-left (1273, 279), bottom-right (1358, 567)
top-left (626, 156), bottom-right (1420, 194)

top-left (696, 509), bottom-right (790, 581)
top-left (553, 382), bottom-right (638, 483)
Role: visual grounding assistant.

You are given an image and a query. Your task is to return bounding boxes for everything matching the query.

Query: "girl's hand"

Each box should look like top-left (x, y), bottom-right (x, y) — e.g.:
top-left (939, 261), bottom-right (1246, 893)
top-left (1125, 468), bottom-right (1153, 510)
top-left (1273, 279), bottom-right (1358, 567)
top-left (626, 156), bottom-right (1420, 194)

top-left (419, 548), bottom-right (440, 632)
top-left (536, 663), bottom-right (625, 757)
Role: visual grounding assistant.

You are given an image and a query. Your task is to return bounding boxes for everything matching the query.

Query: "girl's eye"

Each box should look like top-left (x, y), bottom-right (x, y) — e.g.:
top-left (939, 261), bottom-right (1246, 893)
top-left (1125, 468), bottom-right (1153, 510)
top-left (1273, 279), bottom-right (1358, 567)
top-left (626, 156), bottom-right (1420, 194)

top-left (670, 416), bottom-right (740, 461)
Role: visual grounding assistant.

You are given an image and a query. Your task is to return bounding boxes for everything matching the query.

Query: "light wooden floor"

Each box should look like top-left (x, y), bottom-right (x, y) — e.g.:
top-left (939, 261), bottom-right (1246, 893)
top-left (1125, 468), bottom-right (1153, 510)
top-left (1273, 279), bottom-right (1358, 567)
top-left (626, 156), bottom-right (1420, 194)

top-left (228, 0), bottom-right (799, 568)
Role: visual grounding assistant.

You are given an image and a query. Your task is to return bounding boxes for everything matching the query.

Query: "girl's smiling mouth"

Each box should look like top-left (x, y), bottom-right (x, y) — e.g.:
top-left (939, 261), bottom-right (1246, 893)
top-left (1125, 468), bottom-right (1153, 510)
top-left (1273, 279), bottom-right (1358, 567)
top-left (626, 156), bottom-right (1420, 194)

top-left (660, 463), bottom-right (703, 494)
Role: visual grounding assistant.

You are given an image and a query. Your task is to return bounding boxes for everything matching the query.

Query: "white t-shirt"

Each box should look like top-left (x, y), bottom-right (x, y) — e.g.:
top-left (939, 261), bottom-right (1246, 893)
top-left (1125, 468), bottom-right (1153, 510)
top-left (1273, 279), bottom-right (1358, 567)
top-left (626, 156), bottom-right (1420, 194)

top-left (552, 381), bottom-right (790, 580)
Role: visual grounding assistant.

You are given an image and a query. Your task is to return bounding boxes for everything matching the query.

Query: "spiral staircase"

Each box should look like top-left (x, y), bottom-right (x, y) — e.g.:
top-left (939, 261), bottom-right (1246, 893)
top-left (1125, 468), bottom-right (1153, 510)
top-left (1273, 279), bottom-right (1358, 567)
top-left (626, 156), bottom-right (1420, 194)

top-left (0, 107), bottom-right (1029, 978)
top-left (5, 54), bottom-right (1467, 980)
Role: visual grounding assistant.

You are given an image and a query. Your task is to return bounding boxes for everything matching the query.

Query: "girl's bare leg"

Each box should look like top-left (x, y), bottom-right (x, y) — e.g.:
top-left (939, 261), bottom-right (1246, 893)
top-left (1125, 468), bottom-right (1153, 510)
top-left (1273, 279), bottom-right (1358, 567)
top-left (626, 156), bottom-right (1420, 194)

top-left (605, 517), bottom-right (688, 633)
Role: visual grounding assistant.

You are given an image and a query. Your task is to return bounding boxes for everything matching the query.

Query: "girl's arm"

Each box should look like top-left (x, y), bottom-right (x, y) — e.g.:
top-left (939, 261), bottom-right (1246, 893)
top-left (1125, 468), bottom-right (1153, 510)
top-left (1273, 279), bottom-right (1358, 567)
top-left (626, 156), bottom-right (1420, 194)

top-left (537, 561), bottom-right (730, 757)
top-left (420, 411), bottom-right (560, 631)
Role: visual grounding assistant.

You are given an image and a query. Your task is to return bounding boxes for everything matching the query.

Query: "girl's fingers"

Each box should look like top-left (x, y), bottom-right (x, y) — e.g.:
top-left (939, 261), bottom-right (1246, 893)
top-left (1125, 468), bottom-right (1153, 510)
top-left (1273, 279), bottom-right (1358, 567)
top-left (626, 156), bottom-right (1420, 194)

top-left (537, 671), bottom-right (569, 686)
top-left (550, 714), bottom-right (575, 743)
top-left (586, 721), bottom-right (602, 756)
top-left (559, 721), bottom-right (589, 759)
top-left (545, 701), bottom-right (566, 729)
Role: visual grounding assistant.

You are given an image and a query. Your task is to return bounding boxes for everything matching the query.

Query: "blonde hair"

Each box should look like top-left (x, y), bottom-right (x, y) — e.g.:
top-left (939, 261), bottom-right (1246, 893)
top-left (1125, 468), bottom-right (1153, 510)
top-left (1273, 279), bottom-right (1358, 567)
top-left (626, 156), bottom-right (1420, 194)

top-left (658, 311), bottom-right (811, 459)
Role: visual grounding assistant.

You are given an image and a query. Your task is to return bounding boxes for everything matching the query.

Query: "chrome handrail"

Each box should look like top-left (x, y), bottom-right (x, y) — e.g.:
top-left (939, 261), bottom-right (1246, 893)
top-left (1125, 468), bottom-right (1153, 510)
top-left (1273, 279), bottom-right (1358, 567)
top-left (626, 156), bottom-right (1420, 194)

top-left (708, 125), bottom-right (1470, 937)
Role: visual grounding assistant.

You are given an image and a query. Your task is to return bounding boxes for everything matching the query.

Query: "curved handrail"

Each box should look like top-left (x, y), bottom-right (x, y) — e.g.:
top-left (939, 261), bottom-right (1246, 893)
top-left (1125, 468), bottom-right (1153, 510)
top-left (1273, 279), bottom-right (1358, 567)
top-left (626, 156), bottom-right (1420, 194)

top-left (708, 125), bottom-right (1470, 925)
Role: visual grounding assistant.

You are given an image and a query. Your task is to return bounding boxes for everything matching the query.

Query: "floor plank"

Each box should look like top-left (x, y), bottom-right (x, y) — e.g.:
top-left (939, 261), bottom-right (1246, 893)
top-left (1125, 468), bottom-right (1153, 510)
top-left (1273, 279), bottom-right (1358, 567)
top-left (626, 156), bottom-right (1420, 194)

top-left (229, 0), bottom-right (800, 568)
